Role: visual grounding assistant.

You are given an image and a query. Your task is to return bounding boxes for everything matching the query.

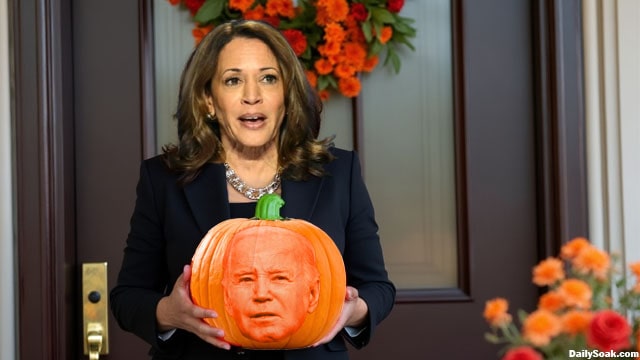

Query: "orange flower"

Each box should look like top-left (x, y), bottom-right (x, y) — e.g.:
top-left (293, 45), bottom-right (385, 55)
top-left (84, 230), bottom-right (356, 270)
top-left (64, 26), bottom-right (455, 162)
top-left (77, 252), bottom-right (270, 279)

top-left (323, 22), bottom-right (346, 45)
top-left (229, 0), bottom-right (254, 13)
top-left (538, 291), bottom-right (565, 312)
top-left (561, 310), bottom-right (592, 336)
top-left (265, 0), bottom-right (296, 19)
top-left (573, 246), bottom-right (610, 279)
top-left (314, 58), bottom-right (333, 75)
top-left (484, 298), bottom-right (512, 327)
top-left (282, 29), bottom-right (307, 56)
top-left (378, 26), bottom-right (393, 44)
top-left (334, 63), bottom-right (356, 79)
top-left (305, 70), bottom-right (318, 88)
top-left (362, 56), bottom-right (379, 72)
top-left (342, 42), bottom-right (367, 69)
top-left (168, 0), bottom-right (180, 5)
top-left (338, 76), bottom-right (361, 98)
top-left (318, 89), bottom-right (330, 101)
top-left (629, 261), bottom-right (640, 278)
top-left (522, 309), bottom-right (562, 346)
top-left (561, 237), bottom-right (591, 260)
top-left (192, 25), bottom-right (214, 45)
top-left (317, 0), bottom-right (349, 22)
top-left (532, 257), bottom-right (565, 286)
top-left (557, 279), bottom-right (592, 309)
top-left (242, 5), bottom-right (265, 20)
top-left (318, 42), bottom-right (342, 57)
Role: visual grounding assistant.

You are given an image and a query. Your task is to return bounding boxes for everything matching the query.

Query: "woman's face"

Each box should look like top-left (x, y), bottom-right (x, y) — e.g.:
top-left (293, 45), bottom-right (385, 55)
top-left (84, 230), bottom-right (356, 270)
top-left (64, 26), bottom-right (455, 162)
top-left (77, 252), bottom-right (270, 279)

top-left (206, 37), bottom-right (286, 156)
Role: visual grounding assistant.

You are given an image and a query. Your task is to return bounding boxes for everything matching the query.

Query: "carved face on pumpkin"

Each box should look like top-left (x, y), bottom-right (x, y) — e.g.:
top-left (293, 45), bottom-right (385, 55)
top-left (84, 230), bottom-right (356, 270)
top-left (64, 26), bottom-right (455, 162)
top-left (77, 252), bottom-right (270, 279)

top-left (222, 226), bottom-right (321, 343)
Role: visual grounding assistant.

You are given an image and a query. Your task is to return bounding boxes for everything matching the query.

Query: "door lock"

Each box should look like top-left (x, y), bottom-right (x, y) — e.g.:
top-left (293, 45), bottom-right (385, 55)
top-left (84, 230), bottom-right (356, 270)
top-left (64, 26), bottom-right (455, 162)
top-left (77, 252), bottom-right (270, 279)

top-left (82, 263), bottom-right (109, 359)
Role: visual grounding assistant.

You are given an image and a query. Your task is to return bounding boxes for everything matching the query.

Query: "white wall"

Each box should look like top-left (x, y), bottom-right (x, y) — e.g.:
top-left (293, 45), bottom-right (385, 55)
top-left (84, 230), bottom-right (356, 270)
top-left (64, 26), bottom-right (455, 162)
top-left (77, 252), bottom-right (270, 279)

top-left (584, 0), bottom-right (640, 271)
top-left (0, 0), bottom-right (16, 358)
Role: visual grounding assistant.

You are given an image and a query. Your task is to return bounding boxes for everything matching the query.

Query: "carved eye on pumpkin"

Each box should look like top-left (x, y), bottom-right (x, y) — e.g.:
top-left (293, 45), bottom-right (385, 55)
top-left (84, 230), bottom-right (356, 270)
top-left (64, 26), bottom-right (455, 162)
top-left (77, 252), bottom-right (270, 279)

top-left (190, 193), bottom-right (346, 349)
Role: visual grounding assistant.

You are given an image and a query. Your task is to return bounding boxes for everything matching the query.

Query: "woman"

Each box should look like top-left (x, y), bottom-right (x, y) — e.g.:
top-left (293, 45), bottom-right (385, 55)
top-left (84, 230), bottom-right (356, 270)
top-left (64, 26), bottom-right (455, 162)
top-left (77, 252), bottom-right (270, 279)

top-left (110, 20), bottom-right (395, 360)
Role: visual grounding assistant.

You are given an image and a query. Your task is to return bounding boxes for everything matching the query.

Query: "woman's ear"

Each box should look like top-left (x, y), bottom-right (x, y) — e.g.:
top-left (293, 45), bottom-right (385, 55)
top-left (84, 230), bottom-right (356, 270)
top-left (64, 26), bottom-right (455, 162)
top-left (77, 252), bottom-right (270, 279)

top-left (205, 95), bottom-right (216, 118)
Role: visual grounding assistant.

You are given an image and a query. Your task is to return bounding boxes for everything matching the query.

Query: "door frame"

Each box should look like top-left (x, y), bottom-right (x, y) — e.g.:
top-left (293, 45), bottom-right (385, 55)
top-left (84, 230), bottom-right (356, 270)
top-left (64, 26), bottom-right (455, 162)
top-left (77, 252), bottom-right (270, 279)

top-left (11, 0), bottom-right (588, 358)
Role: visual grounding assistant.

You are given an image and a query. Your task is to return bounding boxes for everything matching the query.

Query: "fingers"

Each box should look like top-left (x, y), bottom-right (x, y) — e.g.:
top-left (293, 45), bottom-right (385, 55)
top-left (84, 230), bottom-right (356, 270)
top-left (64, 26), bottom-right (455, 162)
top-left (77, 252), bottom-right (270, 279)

top-left (345, 286), bottom-right (359, 301)
top-left (182, 264), bottom-right (192, 282)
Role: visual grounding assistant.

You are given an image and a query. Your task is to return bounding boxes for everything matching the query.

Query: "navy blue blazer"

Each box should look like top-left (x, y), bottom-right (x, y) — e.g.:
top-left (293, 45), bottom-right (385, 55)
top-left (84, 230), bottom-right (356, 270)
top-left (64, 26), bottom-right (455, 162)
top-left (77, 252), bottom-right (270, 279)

top-left (110, 148), bottom-right (395, 360)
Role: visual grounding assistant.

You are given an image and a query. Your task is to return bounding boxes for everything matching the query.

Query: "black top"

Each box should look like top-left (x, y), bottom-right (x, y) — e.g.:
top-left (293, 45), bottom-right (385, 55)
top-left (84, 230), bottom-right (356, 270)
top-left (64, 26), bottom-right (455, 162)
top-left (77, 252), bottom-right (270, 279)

top-left (229, 201), bottom-right (257, 219)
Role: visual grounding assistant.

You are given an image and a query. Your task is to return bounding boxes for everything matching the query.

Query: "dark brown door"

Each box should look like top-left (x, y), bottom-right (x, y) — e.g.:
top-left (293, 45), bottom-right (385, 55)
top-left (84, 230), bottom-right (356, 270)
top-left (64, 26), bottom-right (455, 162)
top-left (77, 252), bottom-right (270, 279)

top-left (13, 0), bottom-right (587, 359)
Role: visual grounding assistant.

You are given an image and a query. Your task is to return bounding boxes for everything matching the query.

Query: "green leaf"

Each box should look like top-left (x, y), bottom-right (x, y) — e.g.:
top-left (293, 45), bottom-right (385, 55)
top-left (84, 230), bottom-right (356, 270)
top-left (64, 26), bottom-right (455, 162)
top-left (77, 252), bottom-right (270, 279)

top-left (318, 75), bottom-right (337, 91)
top-left (368, 41), bottom-right (383, 56)
top-left (484, 333), bottom-right (502, 344)
top-left (371, 8), bottom-right (396, 24)
top-left (385, 48), bottom-right (401, 73)
top-left (373, 21), bottom-right (383, 40)
top-left (194, 0), bottom-right (225, 24)
top-left (361, 21), bottom-right (373, 43)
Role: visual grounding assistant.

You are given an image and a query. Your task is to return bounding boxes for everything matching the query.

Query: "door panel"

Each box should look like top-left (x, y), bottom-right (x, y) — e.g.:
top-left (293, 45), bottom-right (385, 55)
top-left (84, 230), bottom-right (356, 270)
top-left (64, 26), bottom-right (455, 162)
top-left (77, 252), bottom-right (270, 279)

top-left (72, 0), bottom-right (149, 358)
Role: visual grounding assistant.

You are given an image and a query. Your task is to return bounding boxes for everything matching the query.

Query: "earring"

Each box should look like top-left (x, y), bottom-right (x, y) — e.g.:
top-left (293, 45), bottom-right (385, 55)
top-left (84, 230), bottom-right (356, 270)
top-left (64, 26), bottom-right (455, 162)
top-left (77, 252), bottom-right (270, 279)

top-left (206, 113), bottom-right (216, 122)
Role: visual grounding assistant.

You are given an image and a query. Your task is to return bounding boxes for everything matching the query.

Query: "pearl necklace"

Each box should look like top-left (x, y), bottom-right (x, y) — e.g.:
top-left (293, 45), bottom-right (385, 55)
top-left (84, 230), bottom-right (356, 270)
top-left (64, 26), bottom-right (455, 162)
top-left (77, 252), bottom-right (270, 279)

top-left (224, 162), bottom-right (281, 200)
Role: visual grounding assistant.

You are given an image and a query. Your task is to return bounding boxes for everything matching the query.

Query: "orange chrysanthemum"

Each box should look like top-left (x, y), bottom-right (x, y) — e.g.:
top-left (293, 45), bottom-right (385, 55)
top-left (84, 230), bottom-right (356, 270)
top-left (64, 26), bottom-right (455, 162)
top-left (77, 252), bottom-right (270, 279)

top-left (242, 5), bottom-right (265, 20)
top-left (334, 63), bottom-right (356, 79)
top-left (318, 42), bottom-right (342, 57)
top-left (538, 291), bottom-right (565, 313)
top-left (629, 261), bottom-right (640, 278)
top-left (338, 76), bottom-right (361, 98)
top-left (558, 279), bottom-right (592, 309)
top-left (483, 298), bottom-right (512, 327)
top-left (282, 29), bottom-right (307, 56)
top-left (522, 309), bottom-right (562, 346)
top-left (561, 237), bottom-right (591, 260)
top-left (229, 0), bottom-right (254, 13)
top-left (378, 26), bottom-right (393, 44)
top-left (342, 42), bottom-right (367, 69)
top-left (265, 0), bottom-right (296, 19)
top-left (573, 246), bottom-right (610, 279)
top-left (314, 58), bottom-right (333, 75)
top-left (561, 310), bottom-right (593, 336)
top-left (323, 23), bottom-right (346, 45)
top-left (192, 25), bottom-right (214, 45)
top-left (305, 70), bottom-right (318, 88)
top-left (318, 89), bottom-right (330, 101)
top-left (317, 0), bottom-right (349, 22)
top-left (362, 56), bottom-right (379, 72)
top-left (532, 257), bottom-right (565, 286)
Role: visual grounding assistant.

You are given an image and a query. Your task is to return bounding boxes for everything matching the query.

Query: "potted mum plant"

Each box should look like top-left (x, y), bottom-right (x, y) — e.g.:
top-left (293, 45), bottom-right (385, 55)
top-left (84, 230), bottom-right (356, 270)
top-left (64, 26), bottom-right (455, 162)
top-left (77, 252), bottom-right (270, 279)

top-left (484, 237), bottom-right (640, 360)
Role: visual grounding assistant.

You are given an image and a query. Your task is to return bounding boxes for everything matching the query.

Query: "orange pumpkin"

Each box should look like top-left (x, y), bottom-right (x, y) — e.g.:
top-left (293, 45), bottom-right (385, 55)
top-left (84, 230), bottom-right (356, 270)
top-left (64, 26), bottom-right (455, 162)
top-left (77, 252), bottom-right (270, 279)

top-left (190, 193), bottom-right (346, 349)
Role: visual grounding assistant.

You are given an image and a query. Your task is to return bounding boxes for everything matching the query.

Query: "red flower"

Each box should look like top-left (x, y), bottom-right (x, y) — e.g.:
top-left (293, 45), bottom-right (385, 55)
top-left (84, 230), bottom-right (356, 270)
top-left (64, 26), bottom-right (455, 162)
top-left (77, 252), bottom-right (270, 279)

top-left (282, 29), bottom-right (308, 56)
top-left (587, 310), bottom-right (632, 351)
top-left (350, 3), bottom-right (368, 22)
top-left (502, 346), bottom-right (543, 360)
top-left (387, 0), bottom-right (405, 13)
top-left (185, 0), bottom-right (205, 16)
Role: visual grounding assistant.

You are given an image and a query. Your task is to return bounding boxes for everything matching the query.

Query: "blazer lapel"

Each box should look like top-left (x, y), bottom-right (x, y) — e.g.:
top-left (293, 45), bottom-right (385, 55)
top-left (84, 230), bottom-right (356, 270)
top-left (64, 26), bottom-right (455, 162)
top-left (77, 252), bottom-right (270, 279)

top-left (183, 162), bottom-right (230, 234)
top-left (281, 176), bottom-right (324, 221)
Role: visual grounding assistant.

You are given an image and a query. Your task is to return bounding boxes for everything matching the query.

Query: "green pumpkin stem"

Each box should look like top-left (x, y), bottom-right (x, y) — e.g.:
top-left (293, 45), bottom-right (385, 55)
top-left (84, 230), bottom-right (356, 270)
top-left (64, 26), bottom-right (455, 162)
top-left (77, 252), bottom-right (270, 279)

top-left (254, 193), bottom-right (285, 220)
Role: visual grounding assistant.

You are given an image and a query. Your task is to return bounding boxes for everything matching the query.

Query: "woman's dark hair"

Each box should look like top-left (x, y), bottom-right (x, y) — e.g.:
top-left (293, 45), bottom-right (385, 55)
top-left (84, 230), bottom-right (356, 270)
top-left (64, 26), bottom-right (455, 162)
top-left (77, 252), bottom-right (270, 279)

top-left (162, 20), bottom-right (334, 184)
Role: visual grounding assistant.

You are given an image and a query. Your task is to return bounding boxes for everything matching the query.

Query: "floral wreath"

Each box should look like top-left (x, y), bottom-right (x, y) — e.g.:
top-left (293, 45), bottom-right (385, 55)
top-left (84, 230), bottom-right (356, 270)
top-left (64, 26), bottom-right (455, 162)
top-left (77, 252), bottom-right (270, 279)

top-left (168, 0), bottom-right (416, 100)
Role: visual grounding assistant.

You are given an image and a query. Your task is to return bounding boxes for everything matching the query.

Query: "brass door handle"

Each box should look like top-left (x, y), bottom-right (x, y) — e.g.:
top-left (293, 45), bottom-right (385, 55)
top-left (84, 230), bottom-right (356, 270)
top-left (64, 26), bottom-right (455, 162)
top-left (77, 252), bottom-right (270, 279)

top-left (83, 263), bottom-right (109, 359)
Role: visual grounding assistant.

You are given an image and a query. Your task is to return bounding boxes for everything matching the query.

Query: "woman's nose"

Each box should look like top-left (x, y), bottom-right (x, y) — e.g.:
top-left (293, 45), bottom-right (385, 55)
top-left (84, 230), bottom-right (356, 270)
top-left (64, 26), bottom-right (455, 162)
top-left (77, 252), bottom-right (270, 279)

top-left (242, 81), bottom-right (262, 105)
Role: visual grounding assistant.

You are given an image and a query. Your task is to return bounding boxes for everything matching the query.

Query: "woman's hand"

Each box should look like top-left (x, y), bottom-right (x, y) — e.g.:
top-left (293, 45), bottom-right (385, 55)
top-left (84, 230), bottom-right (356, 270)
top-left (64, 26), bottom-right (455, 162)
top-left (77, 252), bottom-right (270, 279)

top-left (312, 286), bottom-right (368, 346)
top-left (156, 264), bottom-right (231, 350)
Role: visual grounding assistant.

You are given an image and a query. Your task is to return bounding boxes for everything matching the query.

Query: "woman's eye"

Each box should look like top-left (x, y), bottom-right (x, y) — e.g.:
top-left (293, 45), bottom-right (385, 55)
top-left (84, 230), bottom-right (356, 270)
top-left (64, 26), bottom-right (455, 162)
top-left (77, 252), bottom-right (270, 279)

top-left (224, 77), bottom-right (241, 86)
top-left (262, 74), bottom-right (278, 84)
